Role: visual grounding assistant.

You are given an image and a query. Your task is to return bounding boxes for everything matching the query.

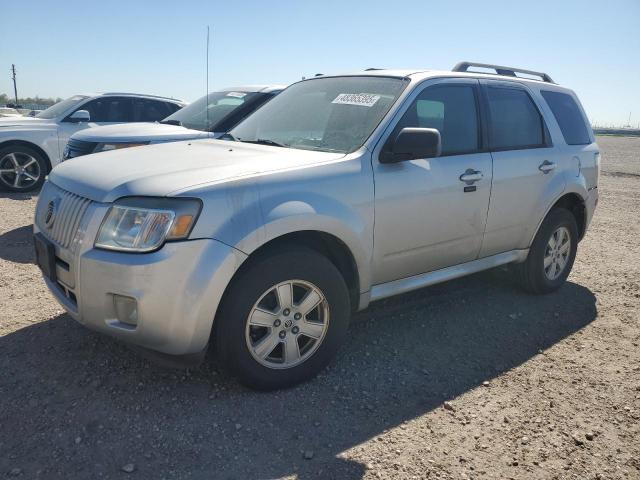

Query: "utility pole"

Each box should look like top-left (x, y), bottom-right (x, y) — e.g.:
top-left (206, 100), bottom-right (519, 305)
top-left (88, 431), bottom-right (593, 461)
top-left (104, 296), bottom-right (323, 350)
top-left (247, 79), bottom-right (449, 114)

top-left (11, 64), bottom-right (18, 105)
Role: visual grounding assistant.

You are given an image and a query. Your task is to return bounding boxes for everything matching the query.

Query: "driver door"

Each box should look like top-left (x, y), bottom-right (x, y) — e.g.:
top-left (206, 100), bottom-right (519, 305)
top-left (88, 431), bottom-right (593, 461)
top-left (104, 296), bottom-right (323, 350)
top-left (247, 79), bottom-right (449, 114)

top-left (371, 79), bottom-right (493, 284)
top-left (57, 97), bottom-right (133, 155)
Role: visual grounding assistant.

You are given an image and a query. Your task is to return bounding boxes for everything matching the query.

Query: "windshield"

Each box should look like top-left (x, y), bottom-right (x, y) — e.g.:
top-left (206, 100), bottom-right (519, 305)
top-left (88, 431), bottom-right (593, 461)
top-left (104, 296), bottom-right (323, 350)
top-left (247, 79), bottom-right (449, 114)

top-left (163, 91), bottom-right (259, 131)
top-left (36, 95), bottom-right (88, 119)
top-left (229, 76), bottom-right (408, 153)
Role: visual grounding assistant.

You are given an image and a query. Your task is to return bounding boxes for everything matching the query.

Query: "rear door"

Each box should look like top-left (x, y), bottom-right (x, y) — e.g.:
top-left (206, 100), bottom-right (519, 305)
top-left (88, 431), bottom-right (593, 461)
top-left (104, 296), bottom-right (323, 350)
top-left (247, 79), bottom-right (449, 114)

top-left (131, 98), bottom-right (177, 122)
top-left (372, 78), bottom-right (493, 284)
top-left (479, 80), bottom-right (565, 257)
top-left (57, 96), bottom-right (133, 154)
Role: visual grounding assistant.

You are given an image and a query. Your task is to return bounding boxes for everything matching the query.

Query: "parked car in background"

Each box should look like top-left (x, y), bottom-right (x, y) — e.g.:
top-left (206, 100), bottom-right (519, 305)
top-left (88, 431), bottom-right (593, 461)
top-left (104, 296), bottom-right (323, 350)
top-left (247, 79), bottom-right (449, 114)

top-left (62, 85), bottom-right (284, 160)
top-left (0, 107), bottom-right (22, 118)
top-left (34, 63), bottom-right (599, 390)
top-left (0, 93), bottom-right (185, 192)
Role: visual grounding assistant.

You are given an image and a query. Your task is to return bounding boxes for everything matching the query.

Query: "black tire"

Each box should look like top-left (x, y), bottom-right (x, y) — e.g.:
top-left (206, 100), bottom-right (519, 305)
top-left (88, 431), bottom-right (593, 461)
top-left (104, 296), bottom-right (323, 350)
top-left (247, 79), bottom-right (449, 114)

top-left (0, 144), bottom-right (48, 192)
top-left (214, 247), bottom-right (351, 390)
top-left (515, 207), bottom-right (578, 294)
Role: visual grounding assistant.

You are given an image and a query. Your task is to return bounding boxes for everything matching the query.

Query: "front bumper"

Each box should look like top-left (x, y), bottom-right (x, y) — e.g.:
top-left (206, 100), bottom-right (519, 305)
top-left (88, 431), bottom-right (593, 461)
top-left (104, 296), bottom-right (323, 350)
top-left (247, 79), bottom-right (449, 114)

top-left (35, 193), bottom-right (246, 355)
top-left (43, 238), bottom-right (246, 355)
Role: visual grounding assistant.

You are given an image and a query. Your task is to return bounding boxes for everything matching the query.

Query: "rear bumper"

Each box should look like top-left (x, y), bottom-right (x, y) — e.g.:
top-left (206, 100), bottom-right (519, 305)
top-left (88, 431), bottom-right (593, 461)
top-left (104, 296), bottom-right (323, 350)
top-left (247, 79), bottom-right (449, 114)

top-left (44, 238), bottom-right (246, 355)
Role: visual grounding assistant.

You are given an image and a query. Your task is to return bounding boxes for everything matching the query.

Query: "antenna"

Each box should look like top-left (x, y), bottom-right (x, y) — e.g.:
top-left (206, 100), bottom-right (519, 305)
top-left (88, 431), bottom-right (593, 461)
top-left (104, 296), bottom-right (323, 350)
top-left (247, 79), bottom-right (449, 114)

top-left (206, 26), bottom-right (210, 130)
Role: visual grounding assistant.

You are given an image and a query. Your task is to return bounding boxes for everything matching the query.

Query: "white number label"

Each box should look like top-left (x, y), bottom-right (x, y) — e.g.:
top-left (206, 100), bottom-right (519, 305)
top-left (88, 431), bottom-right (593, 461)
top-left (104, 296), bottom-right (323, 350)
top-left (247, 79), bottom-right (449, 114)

top-left (332, 93), bottom-right (380, 107)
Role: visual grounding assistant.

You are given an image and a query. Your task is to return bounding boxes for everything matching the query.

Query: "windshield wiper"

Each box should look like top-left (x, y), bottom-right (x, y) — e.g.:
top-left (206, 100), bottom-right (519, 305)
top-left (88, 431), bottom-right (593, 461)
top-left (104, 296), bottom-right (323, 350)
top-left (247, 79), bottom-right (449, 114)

top-left (240, 138), bottom-right (288, 148)
top-left (160, 119), bottom-right (181, 126)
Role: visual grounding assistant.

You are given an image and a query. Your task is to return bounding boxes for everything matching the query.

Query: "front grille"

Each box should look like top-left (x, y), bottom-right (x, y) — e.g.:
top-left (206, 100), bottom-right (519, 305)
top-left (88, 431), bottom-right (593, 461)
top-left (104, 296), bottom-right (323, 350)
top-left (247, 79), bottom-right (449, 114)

top-left (64, 138), bottom-right (98, 159)
top-left (35, 182), bottom-right (92, 249)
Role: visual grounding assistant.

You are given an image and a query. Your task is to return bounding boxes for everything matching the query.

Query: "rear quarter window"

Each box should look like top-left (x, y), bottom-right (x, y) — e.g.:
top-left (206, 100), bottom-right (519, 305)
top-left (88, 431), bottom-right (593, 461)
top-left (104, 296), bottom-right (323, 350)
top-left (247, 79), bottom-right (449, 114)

top-left (541, 90), bottom-right (591, 145)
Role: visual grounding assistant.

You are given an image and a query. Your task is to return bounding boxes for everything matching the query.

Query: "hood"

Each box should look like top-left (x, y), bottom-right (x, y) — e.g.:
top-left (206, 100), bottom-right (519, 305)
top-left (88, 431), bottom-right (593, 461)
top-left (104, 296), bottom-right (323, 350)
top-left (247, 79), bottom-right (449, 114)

top-left (0, 116), bottom-right (54, 128)
top-left (72, 122), bottom-right (209, 143)
top-left (49, 139), bottom-right (345, 203)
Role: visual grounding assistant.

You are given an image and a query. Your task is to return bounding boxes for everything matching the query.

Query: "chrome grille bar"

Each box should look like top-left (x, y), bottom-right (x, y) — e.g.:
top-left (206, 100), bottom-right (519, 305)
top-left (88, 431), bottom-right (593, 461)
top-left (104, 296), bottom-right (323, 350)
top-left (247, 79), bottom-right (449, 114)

top-left (36, 182), bottom-right (92, 250)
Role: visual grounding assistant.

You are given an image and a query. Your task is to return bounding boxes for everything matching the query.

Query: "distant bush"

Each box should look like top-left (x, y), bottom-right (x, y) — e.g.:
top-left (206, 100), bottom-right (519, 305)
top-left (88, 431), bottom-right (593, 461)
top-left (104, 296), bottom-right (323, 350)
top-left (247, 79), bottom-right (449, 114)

top-left (0, 93), bottom-right (63, 107)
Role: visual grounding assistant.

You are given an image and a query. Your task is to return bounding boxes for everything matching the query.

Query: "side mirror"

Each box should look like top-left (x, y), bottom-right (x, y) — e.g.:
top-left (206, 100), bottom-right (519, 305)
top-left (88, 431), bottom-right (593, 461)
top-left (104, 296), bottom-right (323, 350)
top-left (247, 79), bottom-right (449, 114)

top-left (68, 110), bottom-right (90, 123)
top-left (380, 127), bottom-right (441, 163)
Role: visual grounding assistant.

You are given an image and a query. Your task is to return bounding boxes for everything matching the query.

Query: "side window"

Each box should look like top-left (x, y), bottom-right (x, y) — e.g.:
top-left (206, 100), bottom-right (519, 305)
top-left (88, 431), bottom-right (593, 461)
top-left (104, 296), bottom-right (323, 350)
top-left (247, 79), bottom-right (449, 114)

top-left (486, 86), bottom-right (546, 150)
top-left (165, 102), bottom-right (182, 115)
top-left (131, 99), bottom-right (173, 122)
top-left (392, 84), bottom-right (480, 155)
top-left (541, 90), bottom-right (591, 145)
top-left (216, 94), bottom-right (272, 133)
top-left (78, 97), bottom-right (131, 122)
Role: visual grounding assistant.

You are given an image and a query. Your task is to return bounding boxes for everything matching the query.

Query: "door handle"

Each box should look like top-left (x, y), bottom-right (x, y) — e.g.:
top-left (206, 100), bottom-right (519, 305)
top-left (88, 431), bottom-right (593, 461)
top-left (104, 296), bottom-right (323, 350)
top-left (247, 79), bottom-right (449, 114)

top-left (459, 169), bottom-right (483, 183)
top-left (538, 160), bottom-right (556, 174)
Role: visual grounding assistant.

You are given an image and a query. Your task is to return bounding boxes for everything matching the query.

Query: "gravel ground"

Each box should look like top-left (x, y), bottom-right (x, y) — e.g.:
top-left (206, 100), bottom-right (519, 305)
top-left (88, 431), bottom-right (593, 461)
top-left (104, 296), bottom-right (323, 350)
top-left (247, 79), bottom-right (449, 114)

top-left (0, 136), bottom-right (639, 480)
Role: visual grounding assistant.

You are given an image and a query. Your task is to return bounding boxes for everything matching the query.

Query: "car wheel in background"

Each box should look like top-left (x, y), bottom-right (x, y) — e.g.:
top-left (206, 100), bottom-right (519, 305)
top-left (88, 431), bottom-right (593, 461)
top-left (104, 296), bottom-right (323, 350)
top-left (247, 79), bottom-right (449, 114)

top-left (0, 145), bottom-right (48, 192)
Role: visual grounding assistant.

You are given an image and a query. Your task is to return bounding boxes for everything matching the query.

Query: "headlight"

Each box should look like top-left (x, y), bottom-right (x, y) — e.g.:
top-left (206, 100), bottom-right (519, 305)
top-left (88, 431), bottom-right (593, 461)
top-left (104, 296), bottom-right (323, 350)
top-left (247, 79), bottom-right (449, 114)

top-left (95, 197), bottom-right (202, 252)
top-left (95, 142), bottom-right (148, 153)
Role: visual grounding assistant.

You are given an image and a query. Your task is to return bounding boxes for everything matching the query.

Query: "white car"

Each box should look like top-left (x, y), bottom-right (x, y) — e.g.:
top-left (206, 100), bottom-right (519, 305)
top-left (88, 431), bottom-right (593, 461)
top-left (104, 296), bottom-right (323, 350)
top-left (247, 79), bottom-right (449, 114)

top-left (0, 107), bottom-right (23, 118)
top-left (63, 86), bottom-right (284, 160)
top-left (0, 93), bottom-right (185, 192)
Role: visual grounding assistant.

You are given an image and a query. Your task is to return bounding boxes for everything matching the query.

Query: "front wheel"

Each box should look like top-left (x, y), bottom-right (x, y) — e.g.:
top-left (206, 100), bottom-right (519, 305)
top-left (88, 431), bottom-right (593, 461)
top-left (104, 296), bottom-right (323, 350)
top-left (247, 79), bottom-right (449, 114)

top-left (214, 247), bottom-right (351, 390)
top-left (0, 145), bottom-right (48, 192)
top-left (515, 207), bottom-right (578, 294)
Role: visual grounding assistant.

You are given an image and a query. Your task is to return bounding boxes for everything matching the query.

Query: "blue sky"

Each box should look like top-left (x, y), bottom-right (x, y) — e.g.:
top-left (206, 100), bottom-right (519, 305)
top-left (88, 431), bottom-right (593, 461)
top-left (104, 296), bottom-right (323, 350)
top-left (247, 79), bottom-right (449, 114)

top-left (1, 0), bottom-right (638, 126)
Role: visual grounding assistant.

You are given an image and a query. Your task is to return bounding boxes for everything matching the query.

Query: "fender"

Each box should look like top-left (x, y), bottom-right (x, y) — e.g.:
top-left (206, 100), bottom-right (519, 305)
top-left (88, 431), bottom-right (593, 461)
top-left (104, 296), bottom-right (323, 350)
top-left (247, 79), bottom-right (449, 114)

top-left (0, 130), bottom-right (58, 169)
top-left (217, 193), bottom-right (372, 294)
top-left (186, 155), bottom-right (375, 294)
top-left (528, 181), bottom-right (589, 249)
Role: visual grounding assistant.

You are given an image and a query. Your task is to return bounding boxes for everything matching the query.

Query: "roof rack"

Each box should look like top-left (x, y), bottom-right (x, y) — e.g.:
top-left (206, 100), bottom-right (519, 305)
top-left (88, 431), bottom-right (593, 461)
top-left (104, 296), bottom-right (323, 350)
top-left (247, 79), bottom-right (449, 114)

top-left (101, 92), bottom-right (185, 102)
top-left (452, 61), bottom-right (554, 83)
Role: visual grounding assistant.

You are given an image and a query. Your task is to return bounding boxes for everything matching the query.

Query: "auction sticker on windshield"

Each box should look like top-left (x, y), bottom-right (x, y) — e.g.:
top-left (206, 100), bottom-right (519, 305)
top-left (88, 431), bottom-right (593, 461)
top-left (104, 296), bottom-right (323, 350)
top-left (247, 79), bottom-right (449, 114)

top-left (332, 93), bottom-right (380, 107)
top-left (226, 92), bottom-right (247, 98)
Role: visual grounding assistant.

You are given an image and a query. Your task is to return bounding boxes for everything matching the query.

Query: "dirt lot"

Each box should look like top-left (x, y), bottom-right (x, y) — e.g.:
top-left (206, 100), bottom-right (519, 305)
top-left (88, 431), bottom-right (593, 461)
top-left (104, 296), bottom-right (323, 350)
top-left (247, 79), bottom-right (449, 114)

top-left (0, 136), bottom-right (639, 480)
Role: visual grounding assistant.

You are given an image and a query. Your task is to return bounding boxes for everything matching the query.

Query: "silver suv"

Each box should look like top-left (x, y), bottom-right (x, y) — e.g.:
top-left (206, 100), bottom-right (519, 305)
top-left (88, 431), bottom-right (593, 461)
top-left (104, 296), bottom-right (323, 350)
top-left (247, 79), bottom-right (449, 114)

top-left (34, 63), bottom-right (599, 389)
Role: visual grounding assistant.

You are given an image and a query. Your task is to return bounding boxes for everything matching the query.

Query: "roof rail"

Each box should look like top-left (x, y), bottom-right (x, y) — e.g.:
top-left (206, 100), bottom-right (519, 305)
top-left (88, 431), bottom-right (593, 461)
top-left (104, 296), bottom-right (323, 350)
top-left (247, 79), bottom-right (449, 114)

top-left (101, 92), bottom-right (185, 102)
top-left (452, 61), bottom-right (554, 83)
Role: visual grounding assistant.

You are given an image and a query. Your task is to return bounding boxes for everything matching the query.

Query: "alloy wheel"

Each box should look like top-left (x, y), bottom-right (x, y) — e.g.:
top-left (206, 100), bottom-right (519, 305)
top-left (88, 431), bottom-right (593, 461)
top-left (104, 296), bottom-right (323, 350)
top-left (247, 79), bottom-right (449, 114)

top-left (543, 226), bottom-right (571, 280)
top-left (245, 279), bottom-right (330, 369)
top-left (0, 152), bottom-right (41, 189)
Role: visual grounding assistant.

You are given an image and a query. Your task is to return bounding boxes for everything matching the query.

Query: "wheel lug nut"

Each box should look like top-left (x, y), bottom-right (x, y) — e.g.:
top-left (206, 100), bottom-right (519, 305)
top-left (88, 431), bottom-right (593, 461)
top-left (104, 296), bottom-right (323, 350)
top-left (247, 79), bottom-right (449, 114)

top-left (292, 326), bottom-right (299, 334)
top-left (294, 313), bottom-right (302, 320)
top-left (273, 319), bottom-right (281, 327)
top-left (282, 308), bottom-right (290, 316)
top-left (279, 330), bottom-right (286, 339)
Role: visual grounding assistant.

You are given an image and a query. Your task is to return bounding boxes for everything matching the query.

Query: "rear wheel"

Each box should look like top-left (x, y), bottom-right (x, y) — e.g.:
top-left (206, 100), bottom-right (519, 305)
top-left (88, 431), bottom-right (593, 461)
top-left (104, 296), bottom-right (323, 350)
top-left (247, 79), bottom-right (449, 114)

top-left (515, 208), bottom-right (578, 294)
top-left (215, 248), bottom-right (351, 390)
top-left (0, 145), bottom-right (47, 192)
